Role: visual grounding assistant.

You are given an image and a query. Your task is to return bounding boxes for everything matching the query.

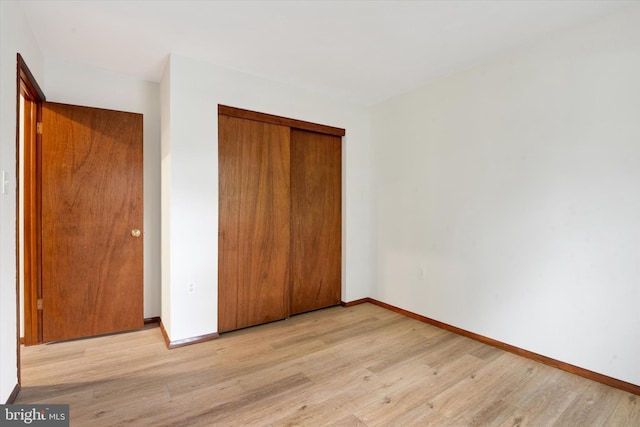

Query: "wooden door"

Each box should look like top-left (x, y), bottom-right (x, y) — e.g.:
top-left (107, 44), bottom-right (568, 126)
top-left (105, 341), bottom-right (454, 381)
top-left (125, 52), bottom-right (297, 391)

top-left (218, 115), bottom-right (291, 332)
top-left (290, 129), bottom-right (342, 315)
top-left (41, 102), bottom-right (143, 342)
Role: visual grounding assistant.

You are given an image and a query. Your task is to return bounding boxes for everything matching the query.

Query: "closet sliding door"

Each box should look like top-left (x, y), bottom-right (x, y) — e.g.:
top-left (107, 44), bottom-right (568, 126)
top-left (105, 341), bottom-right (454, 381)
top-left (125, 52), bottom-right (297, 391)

top-left (218, 106), bottom-right (344, 333)
top-left (218, 115), bottom-right (291, 333)
top-left (290, 129), bottom-right (342, 315)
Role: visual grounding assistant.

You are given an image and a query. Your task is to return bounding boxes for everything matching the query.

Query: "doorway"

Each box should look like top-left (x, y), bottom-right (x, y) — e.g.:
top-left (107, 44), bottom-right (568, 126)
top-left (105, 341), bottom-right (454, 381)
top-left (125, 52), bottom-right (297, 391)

top-left (16, 54), bottom-right (144, 351)
top-left (17, 54), bottom-right (45, 348)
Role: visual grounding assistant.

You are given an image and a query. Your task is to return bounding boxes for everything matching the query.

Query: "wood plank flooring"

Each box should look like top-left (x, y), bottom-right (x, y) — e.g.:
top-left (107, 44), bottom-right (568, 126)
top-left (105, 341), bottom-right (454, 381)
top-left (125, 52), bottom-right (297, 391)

top-left (16, 303), bottom-right (640, 426)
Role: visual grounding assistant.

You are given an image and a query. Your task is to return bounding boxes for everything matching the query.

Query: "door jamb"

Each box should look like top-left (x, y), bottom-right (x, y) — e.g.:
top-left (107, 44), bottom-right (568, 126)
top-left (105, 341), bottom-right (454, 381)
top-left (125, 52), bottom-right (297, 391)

top-left (16, 53), bottom-right (45, 362)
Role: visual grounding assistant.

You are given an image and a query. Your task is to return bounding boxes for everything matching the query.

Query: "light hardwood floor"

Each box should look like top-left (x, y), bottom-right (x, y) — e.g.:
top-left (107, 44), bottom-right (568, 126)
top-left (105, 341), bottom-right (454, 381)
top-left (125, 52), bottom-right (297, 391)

top-left (16, 303), bottom-right (640, 426)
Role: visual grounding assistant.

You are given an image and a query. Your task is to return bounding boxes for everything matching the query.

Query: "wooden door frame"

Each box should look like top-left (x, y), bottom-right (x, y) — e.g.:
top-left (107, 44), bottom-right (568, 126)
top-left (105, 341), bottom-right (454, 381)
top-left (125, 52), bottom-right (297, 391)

top-left (16, 53), bottom-right (46, 357)
top-left (217, 105), bottom-right (346, 137)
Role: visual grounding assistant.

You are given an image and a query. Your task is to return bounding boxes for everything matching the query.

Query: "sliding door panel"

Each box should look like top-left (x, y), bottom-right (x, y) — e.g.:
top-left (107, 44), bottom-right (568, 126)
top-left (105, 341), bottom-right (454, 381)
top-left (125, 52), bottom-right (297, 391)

top-left (290, 129), bottom-right (342, 315)
top-left (218, 115), bottom-right (291, 332)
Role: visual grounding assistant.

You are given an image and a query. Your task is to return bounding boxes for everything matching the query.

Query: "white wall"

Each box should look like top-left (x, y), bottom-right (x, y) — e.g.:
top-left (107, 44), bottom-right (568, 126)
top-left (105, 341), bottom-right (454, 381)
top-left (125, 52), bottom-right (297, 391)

top-left (0, 0), bottom-right (44, 403)
top-left (161, 54), bottom-right (374, 341)
top-left (43, 56), bottom-right (162, 318)
top-left (371, 6), bottom-right (640, 386)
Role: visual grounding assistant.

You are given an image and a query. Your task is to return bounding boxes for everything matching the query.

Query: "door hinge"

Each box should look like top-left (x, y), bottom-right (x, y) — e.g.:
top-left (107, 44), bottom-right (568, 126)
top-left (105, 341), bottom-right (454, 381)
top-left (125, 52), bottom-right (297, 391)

top-left (36, 122), bottom-right (43, 135)
top-left (37, 299), bottom-right (43, 310)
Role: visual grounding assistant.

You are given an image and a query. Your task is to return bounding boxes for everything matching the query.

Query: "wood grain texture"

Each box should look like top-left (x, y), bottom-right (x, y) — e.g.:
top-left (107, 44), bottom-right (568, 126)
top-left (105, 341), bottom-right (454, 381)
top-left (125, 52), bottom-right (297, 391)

top-left (359, 297), bottom-right (640, 397)
top-left (218, 115), bottom-right (291, 332)
top-left (16, 303), bottom-right (640, 426)
top-left (290, 129), bottom-right (342, 315)
top-left (219, 105), bottom-right (345, 137)
top-left (41, 102), bottom-right (143, 342)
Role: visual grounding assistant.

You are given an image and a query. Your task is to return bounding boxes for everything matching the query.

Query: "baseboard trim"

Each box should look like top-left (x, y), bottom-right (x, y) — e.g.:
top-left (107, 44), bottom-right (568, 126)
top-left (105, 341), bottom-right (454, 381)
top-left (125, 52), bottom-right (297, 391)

top-left (159, 320), bottom-right (219, 350)
top-left (6, 383), bottom-right (20, 404)
top-left (144, 316), bottom-right (161, 325)
top-left (341, 298), bottom-right (369, 307)
top-left (347, 297), bottom-right (640, 396)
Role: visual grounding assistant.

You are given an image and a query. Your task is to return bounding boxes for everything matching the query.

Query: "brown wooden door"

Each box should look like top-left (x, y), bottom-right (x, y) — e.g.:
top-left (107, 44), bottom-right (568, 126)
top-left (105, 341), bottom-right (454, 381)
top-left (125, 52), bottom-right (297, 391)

top-left (218, 115), bottom-right (291, 332)
top-left (41, 102), bottom-right (143, 342)
top-left (290, 129), bottom-right (342, 315)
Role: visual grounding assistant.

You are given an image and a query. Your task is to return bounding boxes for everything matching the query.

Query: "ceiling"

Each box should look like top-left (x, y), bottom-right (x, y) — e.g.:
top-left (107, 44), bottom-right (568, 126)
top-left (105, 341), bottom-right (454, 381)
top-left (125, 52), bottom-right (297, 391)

top-left (19, 0), bottom-right (632, 105)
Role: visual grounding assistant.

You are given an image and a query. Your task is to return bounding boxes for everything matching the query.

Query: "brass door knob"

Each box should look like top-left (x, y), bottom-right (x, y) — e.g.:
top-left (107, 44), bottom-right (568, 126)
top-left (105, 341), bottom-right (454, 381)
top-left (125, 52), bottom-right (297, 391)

top-left (131, 229), bottom-right (141, 238)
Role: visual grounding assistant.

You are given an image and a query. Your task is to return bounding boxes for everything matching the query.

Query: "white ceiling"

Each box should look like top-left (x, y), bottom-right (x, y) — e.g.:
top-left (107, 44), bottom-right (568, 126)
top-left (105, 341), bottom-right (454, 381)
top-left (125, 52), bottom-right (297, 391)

top-left (20, 0), bottom-right (632, 105)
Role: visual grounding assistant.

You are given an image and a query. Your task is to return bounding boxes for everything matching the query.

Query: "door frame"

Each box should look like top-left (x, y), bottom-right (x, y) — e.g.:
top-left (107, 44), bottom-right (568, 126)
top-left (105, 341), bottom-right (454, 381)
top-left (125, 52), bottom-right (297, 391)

top-left (16, 53), bottom-right (46, 354)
